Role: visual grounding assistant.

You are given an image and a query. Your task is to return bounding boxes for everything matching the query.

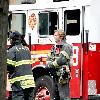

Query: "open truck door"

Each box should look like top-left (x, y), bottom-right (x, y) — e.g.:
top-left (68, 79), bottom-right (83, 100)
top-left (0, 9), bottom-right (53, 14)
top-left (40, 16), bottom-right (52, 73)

top-left (63, 8), bottom-right (82, 98)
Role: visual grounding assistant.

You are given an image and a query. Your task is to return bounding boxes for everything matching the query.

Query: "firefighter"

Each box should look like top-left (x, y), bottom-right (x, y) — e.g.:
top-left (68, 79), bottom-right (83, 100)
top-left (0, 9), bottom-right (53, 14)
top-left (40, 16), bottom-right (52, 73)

top-left (7, 31), bottom-right (35, 100)
top-left (46, 29), bottom-right (73, 100)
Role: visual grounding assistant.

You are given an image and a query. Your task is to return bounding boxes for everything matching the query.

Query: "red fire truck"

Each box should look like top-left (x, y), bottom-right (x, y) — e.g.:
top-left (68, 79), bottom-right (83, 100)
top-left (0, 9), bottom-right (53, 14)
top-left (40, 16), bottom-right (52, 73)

top-left (7, 0), bottom-right (100, 99)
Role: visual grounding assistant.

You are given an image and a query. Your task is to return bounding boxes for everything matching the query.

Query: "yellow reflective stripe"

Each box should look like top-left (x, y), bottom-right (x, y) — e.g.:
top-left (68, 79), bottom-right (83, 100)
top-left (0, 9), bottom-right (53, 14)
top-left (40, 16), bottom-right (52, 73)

top-left (52, 60), bottom-right (60, 68)
top-left (7, 59), bottom-right (16, 66)
top-left (9, 75), bottom-right (34, 84)
top-left (7, 59), bottom-right (32, 67)
top-left (47, 53), bottom-right (51, 58)
top-left (60, 51), bottom-right (69, 59)
top-left (20, 79), bottom-right (35, 89)
top-left (15, 60), bottom-right (32, 67)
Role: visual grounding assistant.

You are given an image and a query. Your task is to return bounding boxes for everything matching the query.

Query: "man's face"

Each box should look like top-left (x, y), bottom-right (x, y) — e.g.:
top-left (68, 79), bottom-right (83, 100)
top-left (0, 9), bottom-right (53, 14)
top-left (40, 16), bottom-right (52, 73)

top-left (54, 32), bottom-right (61, 43)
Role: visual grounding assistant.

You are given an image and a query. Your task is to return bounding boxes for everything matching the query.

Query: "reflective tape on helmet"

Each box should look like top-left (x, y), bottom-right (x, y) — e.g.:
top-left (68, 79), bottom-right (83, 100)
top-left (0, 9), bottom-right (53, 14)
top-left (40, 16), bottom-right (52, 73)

top-left (60, 51), bottom-right (69, 59)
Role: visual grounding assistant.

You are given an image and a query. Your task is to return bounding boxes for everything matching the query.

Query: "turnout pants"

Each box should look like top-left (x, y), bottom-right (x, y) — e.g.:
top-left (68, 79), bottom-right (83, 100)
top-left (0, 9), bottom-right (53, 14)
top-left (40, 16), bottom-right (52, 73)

top-left (58, 83), bottom-right (71, 100)
top-left (11, 82), bottom-right (34, 100)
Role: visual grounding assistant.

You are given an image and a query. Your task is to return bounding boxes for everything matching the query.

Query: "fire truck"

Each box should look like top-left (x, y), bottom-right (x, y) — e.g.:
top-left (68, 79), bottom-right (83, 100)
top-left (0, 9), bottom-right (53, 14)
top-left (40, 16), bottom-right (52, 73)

top-left (7, 0), bottom-right (100, 99)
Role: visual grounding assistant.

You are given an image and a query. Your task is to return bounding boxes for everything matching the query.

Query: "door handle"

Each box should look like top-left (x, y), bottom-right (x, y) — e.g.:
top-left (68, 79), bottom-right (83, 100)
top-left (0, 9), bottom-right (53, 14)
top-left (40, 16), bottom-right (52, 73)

top-left (75, 69), bottom-right (79, 77)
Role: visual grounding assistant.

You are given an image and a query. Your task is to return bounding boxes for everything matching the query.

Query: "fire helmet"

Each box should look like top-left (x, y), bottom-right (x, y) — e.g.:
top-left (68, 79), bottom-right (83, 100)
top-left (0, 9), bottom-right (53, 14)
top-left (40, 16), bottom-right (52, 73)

top-left (9, 31), bottom-right (22, 41)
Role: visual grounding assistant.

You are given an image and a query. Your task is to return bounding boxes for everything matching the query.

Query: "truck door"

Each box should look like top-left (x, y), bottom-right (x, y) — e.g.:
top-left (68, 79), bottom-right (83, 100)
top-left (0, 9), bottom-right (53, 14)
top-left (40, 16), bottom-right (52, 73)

top-left (63, 8), bottom-right (81, 98)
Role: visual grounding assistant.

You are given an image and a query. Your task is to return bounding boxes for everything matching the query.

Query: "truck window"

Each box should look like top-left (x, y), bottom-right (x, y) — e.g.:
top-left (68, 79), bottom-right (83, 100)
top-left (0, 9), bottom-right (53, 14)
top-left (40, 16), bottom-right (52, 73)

top-left (64, 9), bottom-right (80, 35)
top-left (39, 12), bottom-right (49, 36)
top-left (39, 12), bottom-right (58, 36)
top-left (8, 13), bottom-right (26, 35)
top-left (49, 12), bottom-right (58, 35)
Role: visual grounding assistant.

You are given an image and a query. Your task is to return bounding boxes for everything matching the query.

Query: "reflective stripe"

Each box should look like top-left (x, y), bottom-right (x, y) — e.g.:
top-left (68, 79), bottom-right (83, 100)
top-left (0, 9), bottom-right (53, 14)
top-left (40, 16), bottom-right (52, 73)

top-left (9, 75), bottom-right (34, 84)
top-left (47, 53), bottom-right (51, 58)
top-left (60, 51), bottom-right (69, 59)
top-left (7, 59), bottom-right (16, 66)
top-left (46, 61), bottom-right (52, 64)
top-left (15, 60), bottom-right (32, 67)
top-left (7, 59), bottom-right (32, 67)
top-left (20, 79), bottom-right (35, 89)
top-left (52, 60), bottom-right (60, 68)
